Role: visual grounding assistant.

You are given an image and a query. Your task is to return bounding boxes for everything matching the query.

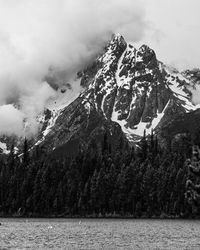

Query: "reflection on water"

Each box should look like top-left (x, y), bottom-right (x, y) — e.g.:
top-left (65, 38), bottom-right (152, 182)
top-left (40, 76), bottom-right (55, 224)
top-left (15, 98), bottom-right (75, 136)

top-left (0, 218), bottom-right (200, 249)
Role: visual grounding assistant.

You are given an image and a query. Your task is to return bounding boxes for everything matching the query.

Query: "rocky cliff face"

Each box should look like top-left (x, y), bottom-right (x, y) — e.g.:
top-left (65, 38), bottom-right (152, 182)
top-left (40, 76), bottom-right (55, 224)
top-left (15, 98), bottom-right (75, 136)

top-left (39, 95), bottom-right (128, 157)
top-left (1, 34), bottom-right (200, 154)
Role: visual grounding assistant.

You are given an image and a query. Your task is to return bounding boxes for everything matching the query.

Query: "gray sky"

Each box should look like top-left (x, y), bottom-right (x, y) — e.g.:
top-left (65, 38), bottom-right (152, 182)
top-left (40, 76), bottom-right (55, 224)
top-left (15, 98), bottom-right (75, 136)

top-left (134, 0), bottom-right (200, 70)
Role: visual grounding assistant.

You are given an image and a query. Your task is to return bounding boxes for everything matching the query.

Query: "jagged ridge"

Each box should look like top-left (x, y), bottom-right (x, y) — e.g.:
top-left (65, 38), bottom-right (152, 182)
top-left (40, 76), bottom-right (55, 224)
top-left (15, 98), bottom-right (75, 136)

top-left (1, 33), bottom-right (200, 154)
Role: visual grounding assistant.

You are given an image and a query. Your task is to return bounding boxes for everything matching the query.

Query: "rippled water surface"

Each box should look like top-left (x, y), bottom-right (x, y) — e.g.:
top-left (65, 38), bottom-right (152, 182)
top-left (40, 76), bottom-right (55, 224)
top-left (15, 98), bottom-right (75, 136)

top-left (0, 218), bottom-right (200, 249)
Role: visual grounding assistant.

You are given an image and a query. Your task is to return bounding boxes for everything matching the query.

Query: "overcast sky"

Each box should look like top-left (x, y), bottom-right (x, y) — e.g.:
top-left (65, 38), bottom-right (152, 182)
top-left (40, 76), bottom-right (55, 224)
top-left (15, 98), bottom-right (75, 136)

top-left (134, 0), bottom-right (200, 70)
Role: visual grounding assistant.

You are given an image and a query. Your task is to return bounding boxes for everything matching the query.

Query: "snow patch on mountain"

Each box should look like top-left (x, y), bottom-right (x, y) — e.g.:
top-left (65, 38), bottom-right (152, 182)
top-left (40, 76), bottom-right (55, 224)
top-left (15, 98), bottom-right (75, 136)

top-left (115, 44), bottom-right (135, 89)
top-left (112, 99), bottom-right (170, 138)
top-left (0, 142), bottom-right (10, 154)
top-left (35, 110), bottom-right (60, 146)
top-left (133, 100), bottom-right (170, 136)
top-left (165, 67), bottom-right (200, 111)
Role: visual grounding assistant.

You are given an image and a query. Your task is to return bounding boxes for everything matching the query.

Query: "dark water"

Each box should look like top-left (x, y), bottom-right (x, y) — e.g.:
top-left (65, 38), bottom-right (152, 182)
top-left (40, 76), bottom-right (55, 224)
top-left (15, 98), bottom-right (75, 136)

top-left (0, 218), bottom-right (199, 249)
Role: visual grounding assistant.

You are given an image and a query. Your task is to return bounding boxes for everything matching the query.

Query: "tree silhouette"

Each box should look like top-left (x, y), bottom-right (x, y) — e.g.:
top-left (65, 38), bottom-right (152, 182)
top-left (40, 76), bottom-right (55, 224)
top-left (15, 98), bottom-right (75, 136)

top-left (185, 145), bottom-right (200, 215)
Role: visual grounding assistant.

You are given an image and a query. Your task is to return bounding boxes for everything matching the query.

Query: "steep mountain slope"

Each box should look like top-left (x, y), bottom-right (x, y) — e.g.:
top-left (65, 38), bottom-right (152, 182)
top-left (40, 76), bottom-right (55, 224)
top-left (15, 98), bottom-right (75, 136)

top-left (40, 95), bottom-right (127, 157)
top-left (1, 34), bottom-right (200, 154)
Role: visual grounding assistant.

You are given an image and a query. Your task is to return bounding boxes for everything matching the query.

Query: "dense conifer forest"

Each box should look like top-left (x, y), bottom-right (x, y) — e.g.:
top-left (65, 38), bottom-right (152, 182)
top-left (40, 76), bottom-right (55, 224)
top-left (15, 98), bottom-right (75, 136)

top-left (0, 131), bottom-right (199, 218)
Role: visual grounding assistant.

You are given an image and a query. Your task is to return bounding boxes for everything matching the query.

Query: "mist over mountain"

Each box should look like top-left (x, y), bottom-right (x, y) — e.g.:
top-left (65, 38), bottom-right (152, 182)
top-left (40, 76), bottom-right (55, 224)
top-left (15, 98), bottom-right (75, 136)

top-left (0, 0), bottom-right (146, 137)
top-left (1, 33), bottom-right (200, 156)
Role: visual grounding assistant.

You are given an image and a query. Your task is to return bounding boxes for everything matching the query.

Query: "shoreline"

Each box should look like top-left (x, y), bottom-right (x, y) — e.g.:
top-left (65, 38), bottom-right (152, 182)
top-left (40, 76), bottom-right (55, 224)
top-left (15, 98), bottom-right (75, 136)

top-left (0, 214), bottom-right (198, 220)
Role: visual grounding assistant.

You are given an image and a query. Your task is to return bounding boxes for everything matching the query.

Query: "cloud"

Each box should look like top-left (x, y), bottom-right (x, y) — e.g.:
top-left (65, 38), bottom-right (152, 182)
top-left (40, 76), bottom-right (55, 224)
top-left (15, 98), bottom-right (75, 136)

top-left (0, 105), bottom-right (25, 136)
top-left (139, 0), bottom-right (200, 70)
top-left (20, 82), bottom-right (56, 135)
top-left (0, 0), bottom-right (146, 136)
top-left (190, 85), bottom-right (200, 105)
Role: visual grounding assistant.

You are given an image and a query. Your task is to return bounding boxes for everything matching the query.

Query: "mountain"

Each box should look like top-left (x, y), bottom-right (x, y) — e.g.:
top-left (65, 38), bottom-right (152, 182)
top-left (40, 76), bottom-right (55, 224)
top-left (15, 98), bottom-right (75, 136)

top-left (1, 34), bottom-right (200, 155)
top-left (182, 68), bottom-right (200, 87)
top-left (79, 34), bottom-right (199, 143)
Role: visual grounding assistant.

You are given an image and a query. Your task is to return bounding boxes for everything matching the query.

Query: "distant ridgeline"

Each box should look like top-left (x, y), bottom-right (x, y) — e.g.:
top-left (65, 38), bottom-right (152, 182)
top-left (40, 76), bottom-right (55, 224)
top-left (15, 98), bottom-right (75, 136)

top-left (0, 130), bottom-right (199, 218)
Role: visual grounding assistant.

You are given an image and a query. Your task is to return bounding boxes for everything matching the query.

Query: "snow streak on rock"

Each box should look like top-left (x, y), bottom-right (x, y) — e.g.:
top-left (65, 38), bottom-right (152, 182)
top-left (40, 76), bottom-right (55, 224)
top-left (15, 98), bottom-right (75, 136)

top-left (0, 142), bottom-right (10, 154)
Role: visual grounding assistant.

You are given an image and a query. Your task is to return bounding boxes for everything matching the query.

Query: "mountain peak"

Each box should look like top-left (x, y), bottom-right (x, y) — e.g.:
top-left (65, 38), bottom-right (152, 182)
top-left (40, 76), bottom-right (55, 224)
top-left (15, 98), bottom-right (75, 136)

top-left (108, 33), bottom-right (127, 51)
top-left (82, 35), bottom-right (199, 142)
top-left (111, 33), bottom-right (125, 42)
top-left (139, 44), bottom-right (154, 53)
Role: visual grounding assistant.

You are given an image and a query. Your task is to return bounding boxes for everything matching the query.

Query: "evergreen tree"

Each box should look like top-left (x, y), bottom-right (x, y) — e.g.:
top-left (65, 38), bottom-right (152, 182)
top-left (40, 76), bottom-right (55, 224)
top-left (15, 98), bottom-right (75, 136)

top-left (185, 145), bottom-right (200, 215)
top-left (23, 138), bottom-right (29, 166)
top-left (0, 126), bottom-right (197, 218)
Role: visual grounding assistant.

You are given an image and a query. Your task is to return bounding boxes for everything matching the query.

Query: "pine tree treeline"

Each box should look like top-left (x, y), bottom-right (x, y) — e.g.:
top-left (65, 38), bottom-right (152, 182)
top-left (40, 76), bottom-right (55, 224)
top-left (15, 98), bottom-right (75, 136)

top-left (0, 132), bottom-right (195, 218)
top-left (185, 145), bottom-right (200, 216)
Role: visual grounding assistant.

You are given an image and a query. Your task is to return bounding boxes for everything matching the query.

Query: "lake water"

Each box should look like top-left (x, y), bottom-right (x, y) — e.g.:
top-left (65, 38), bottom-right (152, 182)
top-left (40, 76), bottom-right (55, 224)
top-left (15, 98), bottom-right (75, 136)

top-left (0, 218), bottom-right (200, 249)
